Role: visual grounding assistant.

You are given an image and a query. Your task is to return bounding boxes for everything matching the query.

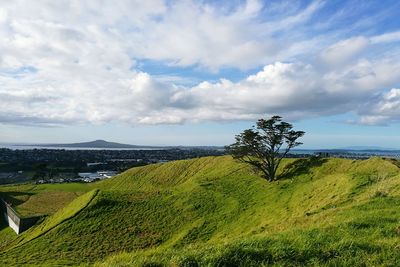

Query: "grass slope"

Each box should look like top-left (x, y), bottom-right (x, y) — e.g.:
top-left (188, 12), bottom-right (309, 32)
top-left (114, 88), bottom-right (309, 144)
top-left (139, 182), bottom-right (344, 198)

top-left (0, 219), bottom-right (16, 250)
top-left (0, 183), bottom-right (91, 217)
top-left (0, 156), bottom-right (399, 266)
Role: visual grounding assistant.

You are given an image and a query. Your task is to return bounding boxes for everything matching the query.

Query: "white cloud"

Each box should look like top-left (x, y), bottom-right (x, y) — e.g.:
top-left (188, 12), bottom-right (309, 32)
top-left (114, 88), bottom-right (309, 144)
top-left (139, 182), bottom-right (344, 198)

top-left (370, 31), bottom-right (400, 44)
top-left (0, 0), bottom-right (400, 127)
top-left (3, 57), bottom-right (399, 126)
top-left (319, 36), bottom-right (370, 67)
top-left (0, 0), bottom-right (323, 71)
top-left (261, 0), bottom-right (323, 33)
top-left (357, 89), bottom-right (400, 125)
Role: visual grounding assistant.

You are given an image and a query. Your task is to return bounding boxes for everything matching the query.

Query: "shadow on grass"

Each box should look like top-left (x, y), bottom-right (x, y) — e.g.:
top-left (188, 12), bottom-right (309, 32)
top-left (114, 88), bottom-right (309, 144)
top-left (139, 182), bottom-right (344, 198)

top-left (279, 157), bottom-right (328, 180)
top-left (0, 191), bottom-right (35, 207)
top-left (385, 158), bottom-right (400, 168)
top-left (0, 215), bottom-right (7, 231)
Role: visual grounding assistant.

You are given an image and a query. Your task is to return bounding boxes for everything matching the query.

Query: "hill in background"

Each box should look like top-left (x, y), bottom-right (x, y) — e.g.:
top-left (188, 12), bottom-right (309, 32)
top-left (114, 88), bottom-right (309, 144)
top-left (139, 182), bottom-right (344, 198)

top-left (0, 156), bottom-right (400, 266)
top-left (31, 139), bottom-right (147, 149)
top-left (19, 139), bottom-right (223, 150)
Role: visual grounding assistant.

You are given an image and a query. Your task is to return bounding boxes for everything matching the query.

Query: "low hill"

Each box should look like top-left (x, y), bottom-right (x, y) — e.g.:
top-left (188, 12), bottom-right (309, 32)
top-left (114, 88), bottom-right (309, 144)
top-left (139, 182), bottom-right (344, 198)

top-left (23, 139), bottom-right (223, 150)
top-left (0, 156), bottom-right (400, 266)
top-left (32, 139), bottom-right (146, 149)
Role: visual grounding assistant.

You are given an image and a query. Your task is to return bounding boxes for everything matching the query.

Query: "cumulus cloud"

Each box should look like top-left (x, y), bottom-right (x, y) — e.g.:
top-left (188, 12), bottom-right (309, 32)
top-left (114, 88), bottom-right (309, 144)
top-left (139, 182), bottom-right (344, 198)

top-left (0, 0), bottom-right (400, 127)
top-left (2, 58), bottom-right (400, 126)
top-left (357, 89), bottom-right (400, 125)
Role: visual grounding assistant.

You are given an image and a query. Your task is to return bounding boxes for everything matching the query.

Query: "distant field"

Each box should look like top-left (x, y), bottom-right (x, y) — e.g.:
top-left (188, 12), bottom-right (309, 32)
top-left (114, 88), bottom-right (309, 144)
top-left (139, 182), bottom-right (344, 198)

top-left (0, 156), bottom-right (399, 266)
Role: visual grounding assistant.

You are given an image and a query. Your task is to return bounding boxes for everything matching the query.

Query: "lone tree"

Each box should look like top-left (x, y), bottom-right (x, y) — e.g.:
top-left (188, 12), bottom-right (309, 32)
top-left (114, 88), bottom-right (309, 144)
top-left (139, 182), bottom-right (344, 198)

top-left (226, 116), bottom-right (305, 182)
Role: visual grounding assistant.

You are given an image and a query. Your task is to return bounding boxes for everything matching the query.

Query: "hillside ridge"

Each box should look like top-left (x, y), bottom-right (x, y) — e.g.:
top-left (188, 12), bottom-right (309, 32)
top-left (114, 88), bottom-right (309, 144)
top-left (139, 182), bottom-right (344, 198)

top-left (0, 156), bottom-right (399, 266)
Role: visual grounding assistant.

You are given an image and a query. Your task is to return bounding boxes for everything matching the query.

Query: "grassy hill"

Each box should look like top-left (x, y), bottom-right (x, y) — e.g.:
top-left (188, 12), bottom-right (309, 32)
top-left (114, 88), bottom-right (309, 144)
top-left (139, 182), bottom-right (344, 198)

top-left (0, 156), bottom-right (399, 266)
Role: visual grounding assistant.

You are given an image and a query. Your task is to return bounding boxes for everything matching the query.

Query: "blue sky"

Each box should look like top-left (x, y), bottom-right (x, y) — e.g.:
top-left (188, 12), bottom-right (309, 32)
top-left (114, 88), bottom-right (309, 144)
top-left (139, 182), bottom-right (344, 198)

top-left (1, 0), bottom-right (400, 148)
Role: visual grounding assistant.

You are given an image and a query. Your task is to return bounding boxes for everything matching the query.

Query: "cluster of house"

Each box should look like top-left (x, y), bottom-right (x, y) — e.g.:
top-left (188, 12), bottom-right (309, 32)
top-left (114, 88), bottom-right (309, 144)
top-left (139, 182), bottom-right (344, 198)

top-left (36, 178), bottom-right (67, 184)
top-left (35, 171), bottom-right (117, 184)
top-left (77, 171), bottom-right (117, 182)
top-left (0, 171), bottom-right (25, 180)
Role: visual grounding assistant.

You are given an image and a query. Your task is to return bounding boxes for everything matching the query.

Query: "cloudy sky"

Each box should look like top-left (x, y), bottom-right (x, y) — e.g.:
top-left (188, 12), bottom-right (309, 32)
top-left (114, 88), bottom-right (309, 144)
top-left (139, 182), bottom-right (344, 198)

top-left (1, 0), bottom-right (400, 148)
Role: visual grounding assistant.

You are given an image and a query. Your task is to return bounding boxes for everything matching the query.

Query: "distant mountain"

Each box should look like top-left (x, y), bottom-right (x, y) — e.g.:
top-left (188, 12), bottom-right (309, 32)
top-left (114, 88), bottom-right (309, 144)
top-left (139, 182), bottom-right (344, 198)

top-left (32, 140), bottom-right (152, 149)
top-left (24, 140), bottom-right (224, 150)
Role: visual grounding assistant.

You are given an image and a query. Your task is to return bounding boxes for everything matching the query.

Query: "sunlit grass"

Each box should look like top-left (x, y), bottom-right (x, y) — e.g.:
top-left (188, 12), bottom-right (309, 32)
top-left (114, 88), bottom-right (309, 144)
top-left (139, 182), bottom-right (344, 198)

top-left (0, 156), bottom-right (399, 266)
top-left (0, 183), bottom-right (92, 217)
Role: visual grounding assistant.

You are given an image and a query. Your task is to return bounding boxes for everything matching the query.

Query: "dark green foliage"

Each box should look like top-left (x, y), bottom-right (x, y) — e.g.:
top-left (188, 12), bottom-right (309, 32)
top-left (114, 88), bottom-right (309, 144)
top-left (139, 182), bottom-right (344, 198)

top-left (226, 116), bottom-right (305, 181)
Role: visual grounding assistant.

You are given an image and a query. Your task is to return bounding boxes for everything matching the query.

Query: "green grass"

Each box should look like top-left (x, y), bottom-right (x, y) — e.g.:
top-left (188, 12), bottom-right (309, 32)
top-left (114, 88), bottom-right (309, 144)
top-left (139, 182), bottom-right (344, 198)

top-left (0, 183), bottom-right (92, 217)
top-left (0, 156), bottom-right (399, 266)
top-left (0, 219), bottom-right (16, 250)
top-left (7, 189), bottom-right (98, 249)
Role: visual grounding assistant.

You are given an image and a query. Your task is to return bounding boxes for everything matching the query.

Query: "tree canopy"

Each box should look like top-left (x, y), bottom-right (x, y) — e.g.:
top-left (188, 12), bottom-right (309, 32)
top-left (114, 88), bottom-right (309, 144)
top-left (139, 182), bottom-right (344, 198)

top-left (226, 116), bottom-right (305, 181)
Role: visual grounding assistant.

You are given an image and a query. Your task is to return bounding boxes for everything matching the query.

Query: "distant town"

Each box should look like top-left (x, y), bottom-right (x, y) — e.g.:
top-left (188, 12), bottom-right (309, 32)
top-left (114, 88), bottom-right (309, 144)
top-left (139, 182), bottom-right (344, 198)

top-left (0, 146), bottom-right (224, 185)
top-left (1, 140), bottom-right (400, 185)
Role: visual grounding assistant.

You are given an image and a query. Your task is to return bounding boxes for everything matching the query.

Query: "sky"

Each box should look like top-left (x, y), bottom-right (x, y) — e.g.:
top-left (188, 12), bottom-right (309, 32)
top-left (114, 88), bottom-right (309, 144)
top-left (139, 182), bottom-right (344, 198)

top-left (1, 0), bottom-right (400, 148)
